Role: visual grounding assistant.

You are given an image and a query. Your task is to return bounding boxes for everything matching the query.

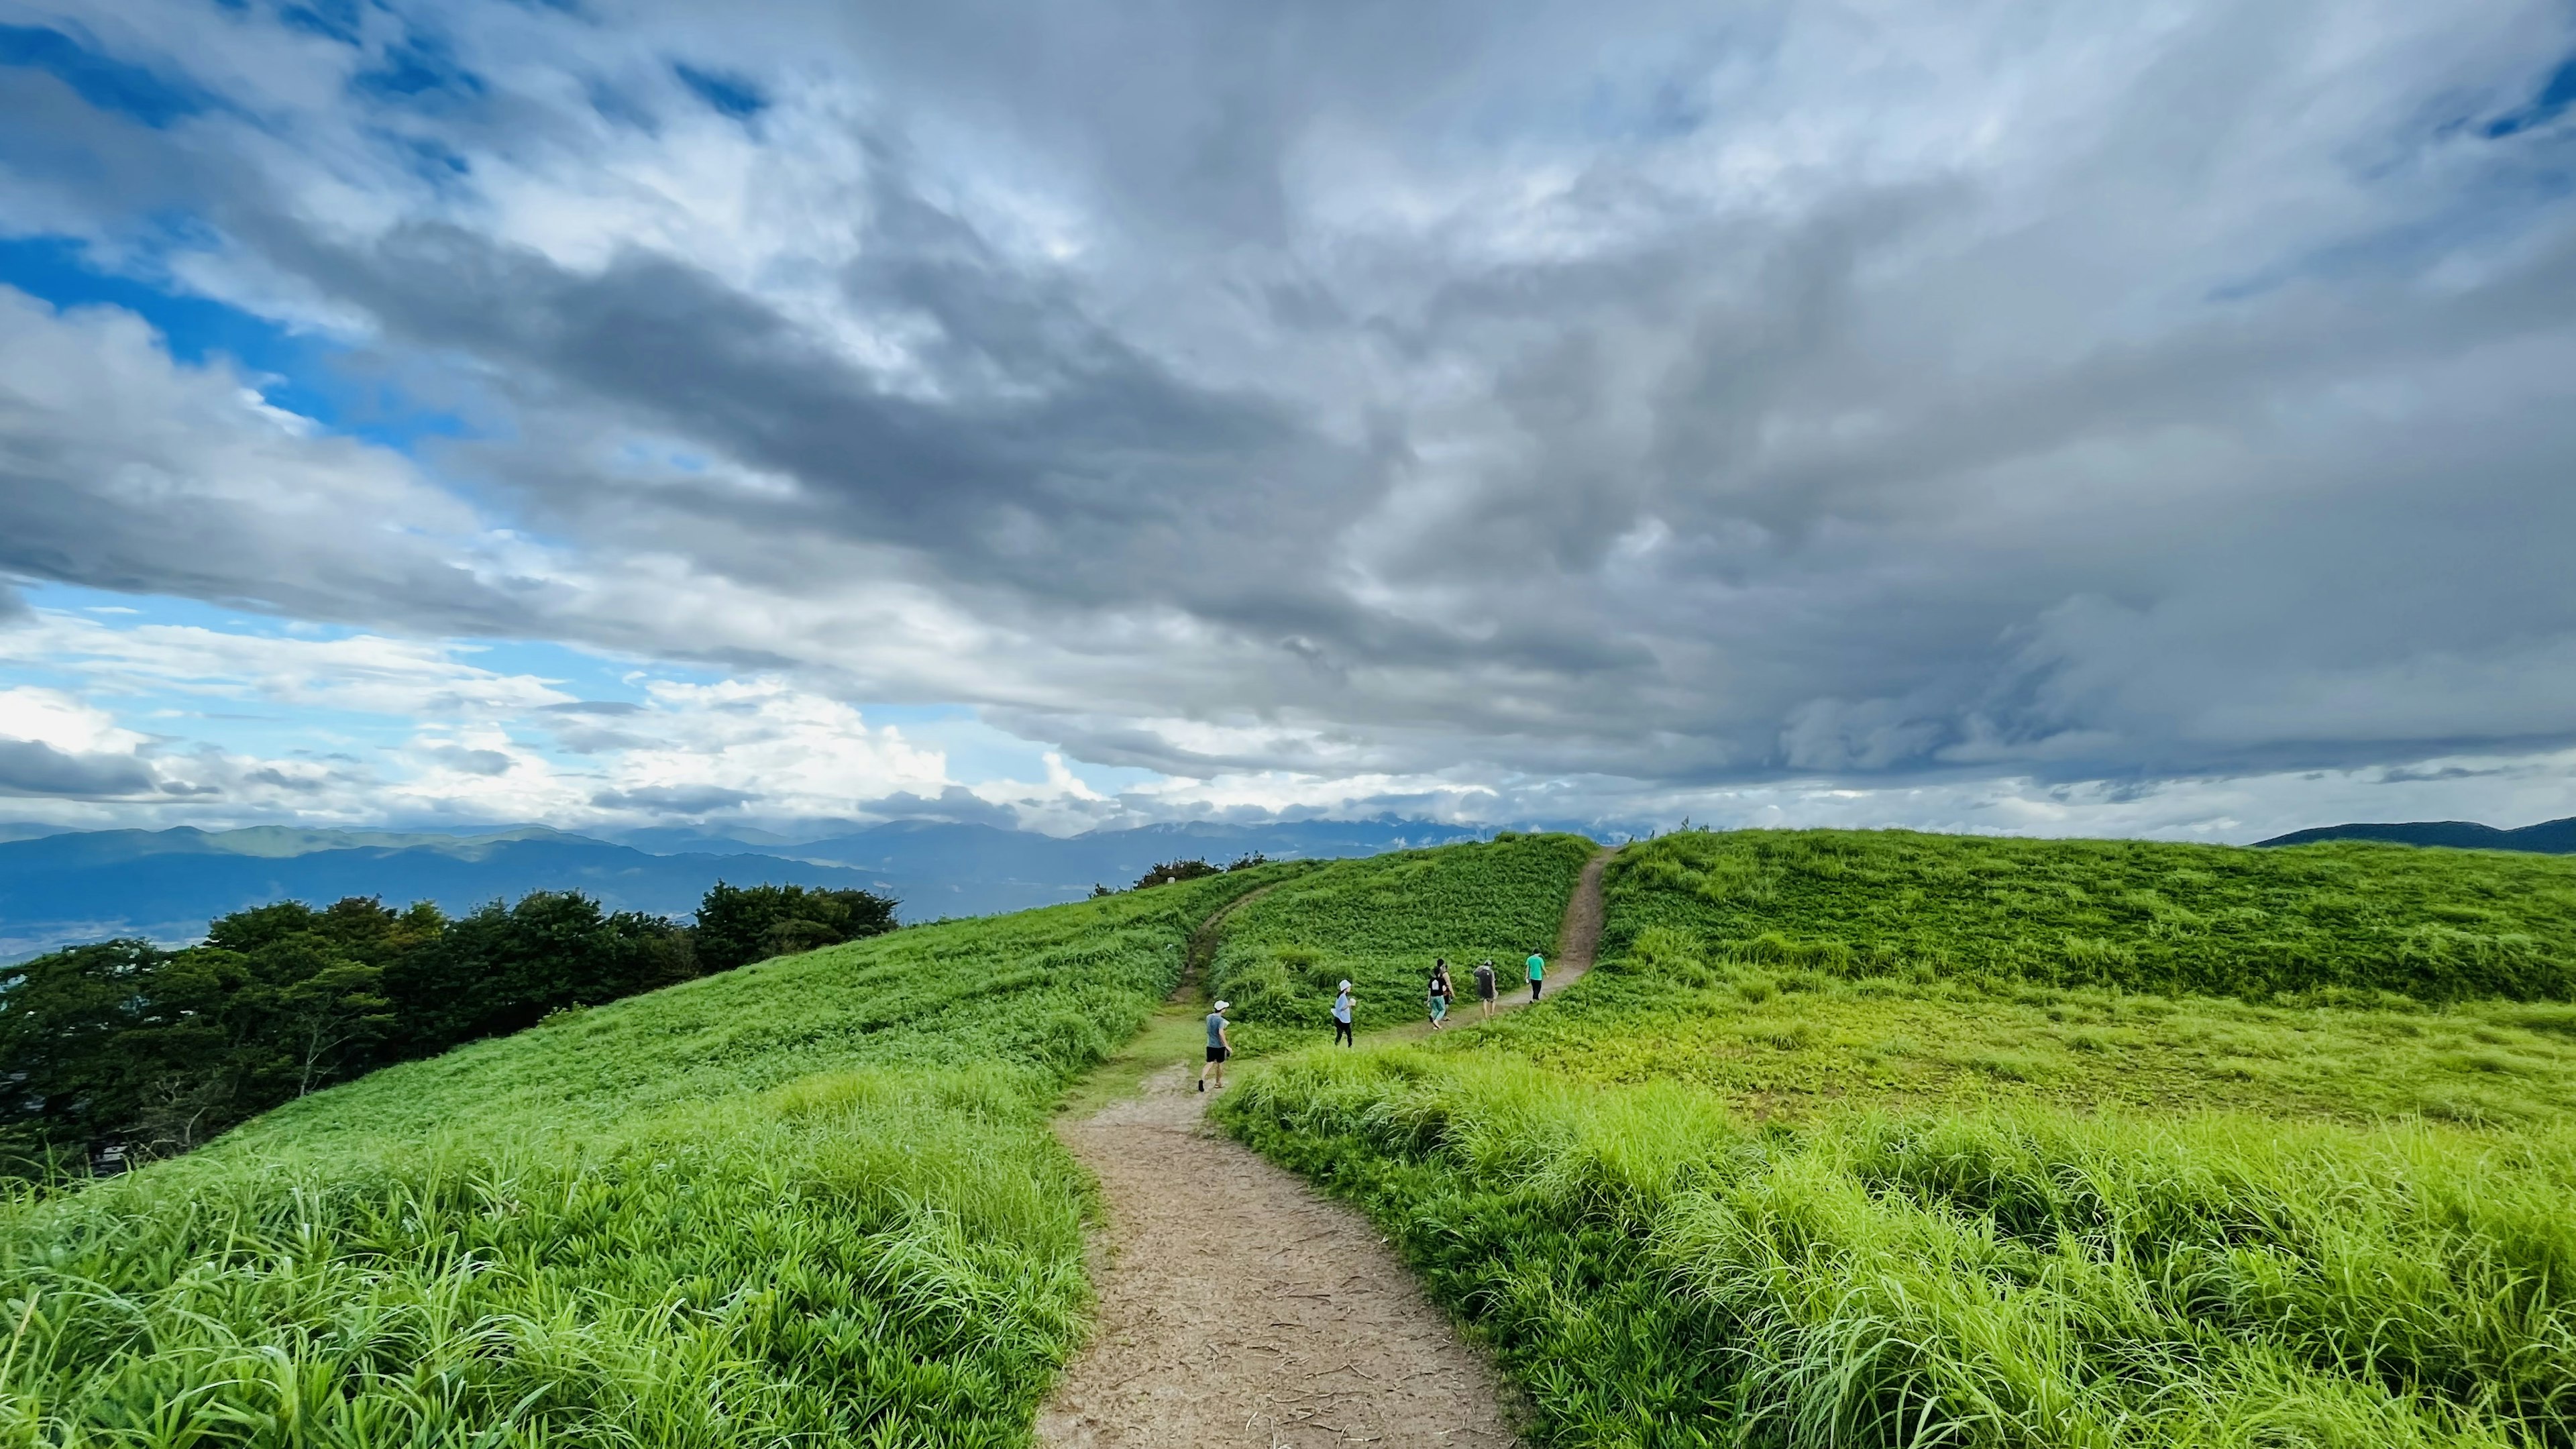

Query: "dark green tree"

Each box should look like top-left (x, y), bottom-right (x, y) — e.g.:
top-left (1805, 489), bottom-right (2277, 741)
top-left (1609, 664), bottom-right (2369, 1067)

top-left (1, 891), bottom-right (704, 1175)
top-left (386, 892), bottom-right (696, 1046)
top-left (691, 881), bottom-right (901, 973)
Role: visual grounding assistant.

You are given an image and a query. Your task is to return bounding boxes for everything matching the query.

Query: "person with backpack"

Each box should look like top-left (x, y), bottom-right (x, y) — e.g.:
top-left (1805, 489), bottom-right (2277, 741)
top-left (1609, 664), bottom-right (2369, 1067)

top-left (1473, 959), bottom-right (1498, 1019)
top-left (1428, 959), bottom-right (1453, 1030)
top-left (1525, 951), bottom-right (1546, 1002)
top-left (1332, 979), bottom-right (1356, 1046)
top-left (1200, 1000), bottom-right (1232, 1092)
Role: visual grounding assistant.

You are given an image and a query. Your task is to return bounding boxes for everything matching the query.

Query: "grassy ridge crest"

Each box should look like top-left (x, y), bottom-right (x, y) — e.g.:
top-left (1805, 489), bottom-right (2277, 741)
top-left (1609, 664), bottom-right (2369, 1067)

top-left (1208, 831), bottom-right (1595, 1053)
top-left (1610, 828), bottom-right (2576, 1002)
top-left (1218, 828), bottom-right (2576, 1446)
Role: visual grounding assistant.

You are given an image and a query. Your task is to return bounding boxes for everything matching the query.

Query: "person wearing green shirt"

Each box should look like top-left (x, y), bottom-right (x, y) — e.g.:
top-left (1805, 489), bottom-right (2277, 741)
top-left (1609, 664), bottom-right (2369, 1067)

top-left (1525, 951), bottom-right (1546, 1002)
top-left (1199, 1000), bottom-right (1232, 1093)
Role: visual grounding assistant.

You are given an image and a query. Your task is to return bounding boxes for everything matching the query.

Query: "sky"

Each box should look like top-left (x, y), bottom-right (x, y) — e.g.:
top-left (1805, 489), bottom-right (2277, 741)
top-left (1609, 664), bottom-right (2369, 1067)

top-left (1, 0), bottom-right (2573, 843)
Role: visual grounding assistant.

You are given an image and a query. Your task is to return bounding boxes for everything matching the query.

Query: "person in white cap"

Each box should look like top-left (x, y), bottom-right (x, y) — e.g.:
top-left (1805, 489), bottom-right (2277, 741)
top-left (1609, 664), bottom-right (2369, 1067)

top-left (1200, 1000), bottom-right (1232, 1092)
top-left (1332, 979), bottom-right (1356, 1046)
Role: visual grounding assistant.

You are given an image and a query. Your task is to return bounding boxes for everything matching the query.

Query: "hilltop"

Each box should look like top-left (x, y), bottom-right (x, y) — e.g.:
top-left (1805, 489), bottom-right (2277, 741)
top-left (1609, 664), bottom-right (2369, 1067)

top-left (2256, 813), bottom-right (2576, 852)
top-left (1222, 828), bottom-right (2576, 1446)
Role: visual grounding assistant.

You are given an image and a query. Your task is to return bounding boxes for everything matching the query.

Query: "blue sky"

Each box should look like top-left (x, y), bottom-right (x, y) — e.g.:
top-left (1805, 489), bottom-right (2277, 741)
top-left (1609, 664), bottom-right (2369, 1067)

top-left (3, 0), bottom-right (2575, 841)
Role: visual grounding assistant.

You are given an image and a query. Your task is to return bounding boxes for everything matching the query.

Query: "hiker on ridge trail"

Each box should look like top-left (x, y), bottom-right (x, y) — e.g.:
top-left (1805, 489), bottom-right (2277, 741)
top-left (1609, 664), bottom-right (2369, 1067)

top-left (1525, 951), bottom-right (1546, 1002)
top-left (1332, 979), bottom-right (1356, 1046)
top-left (1429, 959), bottom-right (1453, 1030)
top-left (1200, 1000), bottom-right (1231, 1092)
top-left (1474, 959), bottom-right (1497, 1020)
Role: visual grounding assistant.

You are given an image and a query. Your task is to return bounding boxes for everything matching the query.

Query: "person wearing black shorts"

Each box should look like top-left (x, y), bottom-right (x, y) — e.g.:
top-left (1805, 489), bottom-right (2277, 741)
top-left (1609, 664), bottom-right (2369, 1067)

top-left (1200, 1000), bottom-right (1232, 1092)
top-left (1474, 959), bottom-right (1498, 1020)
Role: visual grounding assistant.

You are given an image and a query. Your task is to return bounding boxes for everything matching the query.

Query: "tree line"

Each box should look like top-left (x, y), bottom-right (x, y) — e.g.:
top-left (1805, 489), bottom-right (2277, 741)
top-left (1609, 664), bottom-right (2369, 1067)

top-left (0, 880), bottom-right (897, 1175)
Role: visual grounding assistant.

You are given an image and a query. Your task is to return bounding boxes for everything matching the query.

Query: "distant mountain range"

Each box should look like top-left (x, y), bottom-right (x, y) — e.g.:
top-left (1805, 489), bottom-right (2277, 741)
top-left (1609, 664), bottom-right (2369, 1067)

top-left (0, 817), bottom-right (1489, 961)
top-left (2254, 816), bottom-right (2576, 853)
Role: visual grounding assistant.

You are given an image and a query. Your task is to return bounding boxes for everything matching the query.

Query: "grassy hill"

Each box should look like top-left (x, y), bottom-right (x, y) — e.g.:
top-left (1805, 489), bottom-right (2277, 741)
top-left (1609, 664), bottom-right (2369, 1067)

top-left (16, 824), bottom-right (2573, 1446)
top-left (1205, 831), bottom-right (1597, 1053)
top-left (1220, 830), bottom-right (2576, 1447)
top-left (0, 865), bottom-right (1297, 1444)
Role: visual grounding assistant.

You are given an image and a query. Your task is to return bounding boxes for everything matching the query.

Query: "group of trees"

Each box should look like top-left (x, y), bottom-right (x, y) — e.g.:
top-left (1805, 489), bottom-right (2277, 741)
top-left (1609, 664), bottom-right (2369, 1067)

top-left (1094, 853), bottom-right (1270, 897)
top-left (0, 881), bottom-right (896, 1173)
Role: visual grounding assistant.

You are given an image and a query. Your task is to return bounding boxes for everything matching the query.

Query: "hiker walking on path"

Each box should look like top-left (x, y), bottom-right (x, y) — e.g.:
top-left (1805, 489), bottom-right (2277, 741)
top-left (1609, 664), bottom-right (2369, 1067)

top-left (1525, 951), bottom-right (1546, 1002)
top-left (1428, 959), bottom-right (1453, 1030)
top-left (1332, 979), bottom-right (1356, 1046)
top-left (1200, 1000), bottom-right (1231, 1092)
top-left (1473, 959), bottom-right (1497, 1020)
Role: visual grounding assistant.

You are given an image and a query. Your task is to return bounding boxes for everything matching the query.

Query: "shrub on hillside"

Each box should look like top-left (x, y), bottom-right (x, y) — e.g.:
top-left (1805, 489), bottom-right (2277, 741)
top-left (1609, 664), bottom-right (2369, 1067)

top-left (1134, 858), bottom-right (1222, 889)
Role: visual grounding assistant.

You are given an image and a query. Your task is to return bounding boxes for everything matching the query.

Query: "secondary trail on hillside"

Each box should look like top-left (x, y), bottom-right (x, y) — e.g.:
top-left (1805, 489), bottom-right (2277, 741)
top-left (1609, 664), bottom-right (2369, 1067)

top-left (1036, 847), bottom-right (1617, 1448)
top-left (1544, 845), bottom-right (1612, 997)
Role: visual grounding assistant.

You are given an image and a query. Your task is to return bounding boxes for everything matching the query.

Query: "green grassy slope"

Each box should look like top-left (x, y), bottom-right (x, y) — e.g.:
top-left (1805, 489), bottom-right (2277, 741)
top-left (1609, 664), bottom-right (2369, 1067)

top-left (1611, 828), bottom-right (2576, 1000)
top-left (0, 867), bottom-right (1285, 1447)
top-left (1220, 831), bottom-right (2576, 1448)
top-left (1205, 832), bottom-right (1596, 1053)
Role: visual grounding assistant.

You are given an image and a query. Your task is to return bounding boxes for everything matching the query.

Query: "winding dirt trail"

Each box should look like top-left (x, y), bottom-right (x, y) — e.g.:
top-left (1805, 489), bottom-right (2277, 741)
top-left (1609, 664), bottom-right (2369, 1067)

top-left (1036, 848), bottom-right (1617, 1448)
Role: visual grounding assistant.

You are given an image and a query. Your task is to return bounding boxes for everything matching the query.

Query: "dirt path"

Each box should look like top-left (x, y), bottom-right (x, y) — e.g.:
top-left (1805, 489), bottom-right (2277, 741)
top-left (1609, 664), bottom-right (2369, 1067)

top-left (1380, 844), bottom-right (1617, 1041)
top-left (1036, 849), bottom-right (1617, 1447)
top-left (1037, 1063), bottom-right (1517, 1448)
top-left (1549, 845), bottom-right (1614, 991)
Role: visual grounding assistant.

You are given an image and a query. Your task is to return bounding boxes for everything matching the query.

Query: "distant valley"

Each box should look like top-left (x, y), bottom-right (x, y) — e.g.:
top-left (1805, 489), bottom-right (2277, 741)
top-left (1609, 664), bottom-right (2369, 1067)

top-left (0, 817), bottom-right (1487, 959)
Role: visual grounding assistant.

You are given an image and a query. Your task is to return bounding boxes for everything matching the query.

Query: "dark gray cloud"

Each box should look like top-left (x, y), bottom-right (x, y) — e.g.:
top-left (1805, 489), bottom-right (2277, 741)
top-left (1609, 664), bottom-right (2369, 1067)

top-left (590, 784), bottom-right (761, 815)
top-left (855, 786), bottom-right (1022, 830)
top-left (3, 0), bottom-right (2575, 826)
top-left (0, 739), bottom-right (158, 798)
top-left (420, 745), bottom-right (513, 776)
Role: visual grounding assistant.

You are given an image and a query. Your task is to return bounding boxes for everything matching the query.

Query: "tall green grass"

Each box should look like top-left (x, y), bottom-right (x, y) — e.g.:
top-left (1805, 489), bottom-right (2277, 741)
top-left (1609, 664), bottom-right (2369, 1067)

top-left (1222, 1052), bottom-right (2576, 1448)
top-left (1207, 833), bottom-right (1595, 1052)
top-left (1611, 830), bottom-right (2576, 1001)
top-left (1440, 947), bottom-right (2576, 1126)
top-left (0, 868), bottom-right (1279, 1446)
top-left (1217, 830), bottom-right (2576, 1446)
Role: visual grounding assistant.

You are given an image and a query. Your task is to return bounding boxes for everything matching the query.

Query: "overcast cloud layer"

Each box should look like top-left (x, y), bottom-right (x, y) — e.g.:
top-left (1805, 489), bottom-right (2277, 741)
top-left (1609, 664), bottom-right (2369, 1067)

top-left (1, 0), bottom-right (2573, 840)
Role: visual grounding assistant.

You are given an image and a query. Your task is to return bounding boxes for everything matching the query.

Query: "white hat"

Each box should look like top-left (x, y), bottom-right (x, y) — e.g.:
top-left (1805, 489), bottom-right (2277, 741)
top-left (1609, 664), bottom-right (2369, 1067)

top-left (1339, 979), bottom-right (1352, 991)
top-left (1212, 1000), bottom-right (1230, 1012)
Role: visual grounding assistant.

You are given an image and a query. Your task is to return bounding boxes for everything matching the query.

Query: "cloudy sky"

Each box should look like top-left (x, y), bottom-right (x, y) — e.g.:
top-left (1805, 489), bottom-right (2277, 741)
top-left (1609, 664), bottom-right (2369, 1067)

top-left (1, 0), bottom-right (2573, 842)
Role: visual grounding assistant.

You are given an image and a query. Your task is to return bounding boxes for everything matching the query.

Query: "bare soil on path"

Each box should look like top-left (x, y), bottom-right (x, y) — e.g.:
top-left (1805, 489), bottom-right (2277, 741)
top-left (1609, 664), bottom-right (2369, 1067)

top-left (1036, 848), bottom-right (1618, 1448)
top-left (1036, 1064), bottom-right (1518, 1448)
